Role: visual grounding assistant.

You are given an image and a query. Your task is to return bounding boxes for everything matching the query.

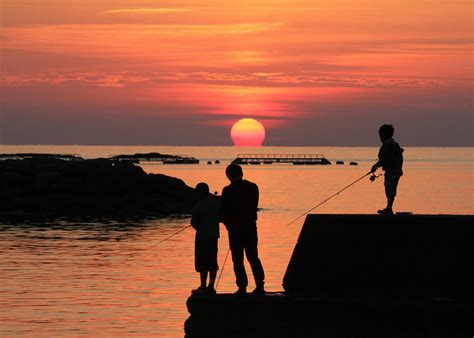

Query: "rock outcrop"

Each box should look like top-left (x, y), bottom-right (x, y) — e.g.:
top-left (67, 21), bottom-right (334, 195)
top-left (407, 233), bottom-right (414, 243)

top-left (0, 158), bottom-right (199, 218)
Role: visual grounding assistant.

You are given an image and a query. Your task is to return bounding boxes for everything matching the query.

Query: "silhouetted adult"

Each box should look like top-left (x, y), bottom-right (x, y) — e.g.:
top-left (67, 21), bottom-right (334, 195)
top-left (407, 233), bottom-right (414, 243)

top-left (221, 164), bottom-right (265, 295)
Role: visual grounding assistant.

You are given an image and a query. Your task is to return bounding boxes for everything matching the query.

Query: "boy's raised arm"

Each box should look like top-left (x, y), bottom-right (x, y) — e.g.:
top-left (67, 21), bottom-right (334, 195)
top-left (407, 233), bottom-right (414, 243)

top-left (371, 160), bottom-right (381, 173)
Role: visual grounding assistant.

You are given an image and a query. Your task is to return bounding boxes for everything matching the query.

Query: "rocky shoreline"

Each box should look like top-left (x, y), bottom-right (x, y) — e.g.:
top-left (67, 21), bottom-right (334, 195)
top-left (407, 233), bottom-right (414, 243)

top-left (0, 157), bottom-right (199, 219)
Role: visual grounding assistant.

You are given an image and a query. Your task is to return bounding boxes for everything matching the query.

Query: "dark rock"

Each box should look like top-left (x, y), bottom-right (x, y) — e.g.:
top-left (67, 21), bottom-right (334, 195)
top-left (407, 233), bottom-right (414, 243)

top-left (0, 158), bottom-right (199, 218)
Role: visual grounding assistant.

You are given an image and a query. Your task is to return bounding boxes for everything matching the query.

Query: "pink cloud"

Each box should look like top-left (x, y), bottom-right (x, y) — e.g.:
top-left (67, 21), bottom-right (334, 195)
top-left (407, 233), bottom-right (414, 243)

top-left (2, 71), bottom-right (458, 89)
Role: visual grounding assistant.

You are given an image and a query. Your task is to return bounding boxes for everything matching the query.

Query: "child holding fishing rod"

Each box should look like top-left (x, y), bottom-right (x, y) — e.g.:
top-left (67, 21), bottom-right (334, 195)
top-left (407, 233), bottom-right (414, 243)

top-left (191, 182), bottom-right (220, 294)
top-left (371, 124), bottom-right (404, 215)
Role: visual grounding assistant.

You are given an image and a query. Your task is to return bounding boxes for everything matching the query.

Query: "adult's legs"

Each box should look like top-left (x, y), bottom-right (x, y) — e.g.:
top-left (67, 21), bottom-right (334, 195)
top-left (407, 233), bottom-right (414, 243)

top-left (229, 235), bottom-right (248, 289)
top-left (244, 232), bottom-right (265, 288)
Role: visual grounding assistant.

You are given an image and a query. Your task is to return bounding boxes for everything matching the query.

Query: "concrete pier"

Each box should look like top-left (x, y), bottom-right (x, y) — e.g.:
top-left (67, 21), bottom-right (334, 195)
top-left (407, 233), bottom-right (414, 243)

top-left (283, 214), bottom-right (474, 301)
top-left (185, 214), bottom-right (474, 337)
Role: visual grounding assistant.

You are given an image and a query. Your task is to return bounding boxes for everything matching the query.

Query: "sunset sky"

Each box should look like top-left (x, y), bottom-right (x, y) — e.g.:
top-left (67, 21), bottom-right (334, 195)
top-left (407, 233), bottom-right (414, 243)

top-left (1, 0), bottom-right (472, 146)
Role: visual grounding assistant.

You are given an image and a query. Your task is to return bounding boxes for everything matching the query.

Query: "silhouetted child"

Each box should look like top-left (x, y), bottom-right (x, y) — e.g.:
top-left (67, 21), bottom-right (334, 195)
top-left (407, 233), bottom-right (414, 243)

top-left (371, 124), bottom-right (404, 215)
top-left (191, 182), bottom-right (220, 294)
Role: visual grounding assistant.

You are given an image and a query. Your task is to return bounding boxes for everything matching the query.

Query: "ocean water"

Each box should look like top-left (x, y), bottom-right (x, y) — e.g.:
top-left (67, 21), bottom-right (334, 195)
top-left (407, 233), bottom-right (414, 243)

top-left (0, 146), bottom-right (473, 337)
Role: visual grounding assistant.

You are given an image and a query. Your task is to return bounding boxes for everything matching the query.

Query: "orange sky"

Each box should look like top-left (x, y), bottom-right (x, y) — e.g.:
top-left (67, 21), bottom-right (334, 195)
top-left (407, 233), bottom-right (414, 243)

top-left (1, 0), bottom-right (472, 145)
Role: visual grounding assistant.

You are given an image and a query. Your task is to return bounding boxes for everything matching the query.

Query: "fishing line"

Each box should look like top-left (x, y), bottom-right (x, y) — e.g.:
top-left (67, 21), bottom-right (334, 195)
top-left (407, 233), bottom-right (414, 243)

top-left (158, 225), bottom-right (192, 243)
top-left (144, 170), bottom-right (376, 288)
top-left (215, 247), bottom-right (230, 290)
top-left (142, 224), bottom-right (192, 251)
top-left (283, 171), bottom-right (372, 227)
top-left (216, 171), bottom-right (374, 289)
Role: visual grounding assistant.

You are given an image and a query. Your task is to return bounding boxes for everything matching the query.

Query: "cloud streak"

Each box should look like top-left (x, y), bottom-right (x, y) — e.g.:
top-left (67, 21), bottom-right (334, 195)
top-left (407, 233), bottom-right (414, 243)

top-left (105, 8), bottom-right (193, 14)
top-left (105, 6), bottom-right (374, 13)
top-left (2, 71), bottom-right (455, 89)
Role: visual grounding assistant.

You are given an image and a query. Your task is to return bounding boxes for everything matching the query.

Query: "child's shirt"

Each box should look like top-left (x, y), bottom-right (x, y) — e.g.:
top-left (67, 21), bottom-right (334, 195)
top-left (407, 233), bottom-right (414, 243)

top-left (191, 196), bottom-right (220, 240)
top-left (378, 138), bottom-right (404, 174)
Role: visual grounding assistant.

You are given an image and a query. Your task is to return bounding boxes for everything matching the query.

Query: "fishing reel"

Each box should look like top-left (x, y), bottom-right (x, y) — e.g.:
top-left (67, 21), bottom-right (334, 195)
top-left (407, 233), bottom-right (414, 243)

top-left (369, 173), bottom-right (383, 182)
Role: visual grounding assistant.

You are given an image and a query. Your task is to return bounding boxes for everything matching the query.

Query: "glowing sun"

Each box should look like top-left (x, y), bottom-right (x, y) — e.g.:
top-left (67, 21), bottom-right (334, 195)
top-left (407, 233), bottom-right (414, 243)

top-left (231, 118), bottom-right (266, 147)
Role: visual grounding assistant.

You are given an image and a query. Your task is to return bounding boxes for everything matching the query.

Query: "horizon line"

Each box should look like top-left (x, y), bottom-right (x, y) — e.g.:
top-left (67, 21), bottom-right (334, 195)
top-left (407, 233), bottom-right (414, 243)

top-left (1, 144), bottom-right (473, 148)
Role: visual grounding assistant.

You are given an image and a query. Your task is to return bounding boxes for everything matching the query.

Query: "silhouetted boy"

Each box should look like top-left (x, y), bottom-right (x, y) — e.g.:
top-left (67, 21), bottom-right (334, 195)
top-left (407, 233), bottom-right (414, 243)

top-left (191, 182), bottom-right (220, 294)
top-left (221, 164), bottom-right (265, 295)
top-left (371, 124), bottom-right (404, 215)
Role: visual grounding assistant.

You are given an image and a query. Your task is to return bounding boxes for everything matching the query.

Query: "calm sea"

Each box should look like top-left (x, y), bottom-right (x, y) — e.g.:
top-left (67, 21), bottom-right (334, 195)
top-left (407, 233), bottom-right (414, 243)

top-left (1, 146), bottom-right (473, 337)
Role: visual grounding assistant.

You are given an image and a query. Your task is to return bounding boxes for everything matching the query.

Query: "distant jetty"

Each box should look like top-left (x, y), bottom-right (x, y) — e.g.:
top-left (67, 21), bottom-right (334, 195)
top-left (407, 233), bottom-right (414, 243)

top-left (110, 152), bottom-right (199, 164)
top-left (232, 154), bottom-right (331, 165)
top-left (0, 157), bottom-right (200, 218)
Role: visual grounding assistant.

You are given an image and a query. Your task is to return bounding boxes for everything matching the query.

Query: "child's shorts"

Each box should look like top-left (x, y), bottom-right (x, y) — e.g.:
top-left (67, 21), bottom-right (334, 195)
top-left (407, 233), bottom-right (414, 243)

top-left (195, 239), bottom-right (219, 272)
top-left (384, 171), bottom-right (402, 197)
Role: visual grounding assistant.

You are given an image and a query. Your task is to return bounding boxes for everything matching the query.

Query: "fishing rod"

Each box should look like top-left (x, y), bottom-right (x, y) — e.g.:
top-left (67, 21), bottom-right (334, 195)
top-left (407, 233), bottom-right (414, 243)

top-left (142, 224), bottom-right (192, 251)
top-left (158, 225), bottom-right (192, 243)
top-left (284, 171), bottom-right (373, 227)
top-left (146, 171), bottom-right (377, 246)
top-left (145, 170), bottom-right (378, 289)
top-left (216, 171), bottom-right (378, 289)
top-left (144, 220), bottom-right (229, 290)
top-left (215, 247), bottom-right (230, 290)
top-left (144, 171), bottom-right (373, 235)
top-left (146, 193), bottom-right (222, 248)
top-left (141, 216), bottom-right (229, 290)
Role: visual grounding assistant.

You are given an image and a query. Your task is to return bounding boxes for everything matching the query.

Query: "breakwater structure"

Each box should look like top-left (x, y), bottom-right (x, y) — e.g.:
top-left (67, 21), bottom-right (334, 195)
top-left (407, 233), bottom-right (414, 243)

top-left (0, 153), bottom-right (83, 161)
top-left (185, 214), bottom-right (474, 337)
top-left (110, 152), bottom-right (199, 164)
top-left (232, 154), bottom-right (331, 165)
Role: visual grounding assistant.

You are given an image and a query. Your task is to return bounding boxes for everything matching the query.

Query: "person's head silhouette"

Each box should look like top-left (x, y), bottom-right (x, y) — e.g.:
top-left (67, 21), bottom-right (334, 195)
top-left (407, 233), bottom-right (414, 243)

top-left (379, 124), bottom-right (394, 143)
top-left (226, 164), bottom-right (243, 183)
top-left (195, 182), bottom-right (210, 195)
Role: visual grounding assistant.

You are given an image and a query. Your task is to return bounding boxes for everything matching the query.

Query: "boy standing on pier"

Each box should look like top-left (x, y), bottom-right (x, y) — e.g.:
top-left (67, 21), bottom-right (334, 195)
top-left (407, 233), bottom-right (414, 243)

top-left (191, 182), bottom-right (220, 294)
top-left (371, 124), bottom-right (404, 215)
